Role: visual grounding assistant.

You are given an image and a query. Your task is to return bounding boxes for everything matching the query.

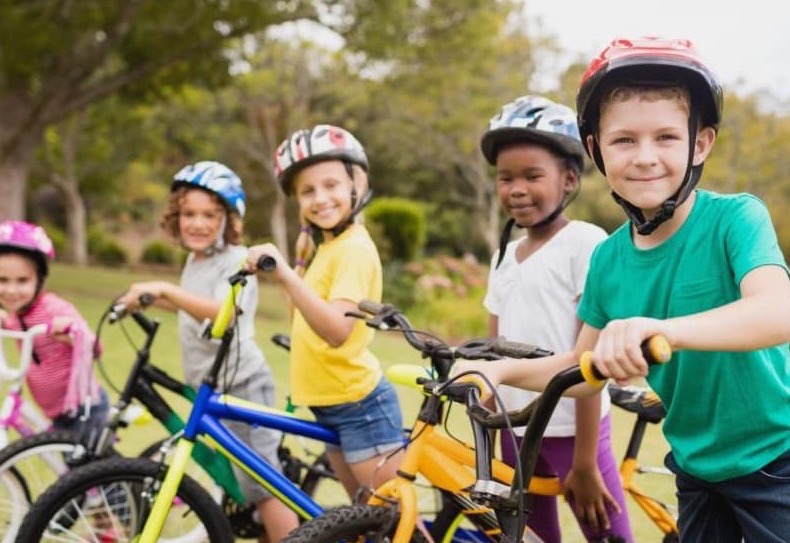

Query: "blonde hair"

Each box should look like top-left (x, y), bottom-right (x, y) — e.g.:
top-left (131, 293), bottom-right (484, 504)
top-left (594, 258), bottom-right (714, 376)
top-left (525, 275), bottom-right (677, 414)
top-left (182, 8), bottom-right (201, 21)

top-left (598, 85), bottom-right (691, 129)
top-left (161, 186), bottom-right (243, 246)
top-left (292, 163), bottom-right (369, 277)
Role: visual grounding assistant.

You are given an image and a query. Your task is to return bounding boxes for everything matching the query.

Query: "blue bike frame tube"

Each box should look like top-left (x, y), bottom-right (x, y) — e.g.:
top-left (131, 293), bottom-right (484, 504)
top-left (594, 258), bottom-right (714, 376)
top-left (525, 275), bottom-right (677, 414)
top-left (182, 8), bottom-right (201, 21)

top-left (181, 382), bottom-right (341, 519)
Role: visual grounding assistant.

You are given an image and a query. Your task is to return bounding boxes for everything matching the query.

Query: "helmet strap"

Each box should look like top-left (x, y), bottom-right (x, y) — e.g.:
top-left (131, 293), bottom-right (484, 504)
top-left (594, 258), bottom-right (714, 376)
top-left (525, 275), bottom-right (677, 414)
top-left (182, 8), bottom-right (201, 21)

top-left (609, 111), bottom-right (703, 236)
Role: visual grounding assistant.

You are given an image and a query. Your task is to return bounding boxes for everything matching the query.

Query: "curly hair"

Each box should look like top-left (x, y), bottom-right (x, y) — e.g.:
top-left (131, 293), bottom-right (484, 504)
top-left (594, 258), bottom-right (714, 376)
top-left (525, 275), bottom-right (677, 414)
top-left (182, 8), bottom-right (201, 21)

top-left (160, 186), bottom-right (243, 246)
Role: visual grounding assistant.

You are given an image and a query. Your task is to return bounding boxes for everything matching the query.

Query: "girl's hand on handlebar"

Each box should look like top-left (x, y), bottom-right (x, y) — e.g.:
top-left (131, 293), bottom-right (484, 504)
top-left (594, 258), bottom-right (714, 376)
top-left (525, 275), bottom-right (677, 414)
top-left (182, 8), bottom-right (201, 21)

top-left (245, 244), bottom-right (286, 277)
top-left (592, 317), bottom-right (671, 385)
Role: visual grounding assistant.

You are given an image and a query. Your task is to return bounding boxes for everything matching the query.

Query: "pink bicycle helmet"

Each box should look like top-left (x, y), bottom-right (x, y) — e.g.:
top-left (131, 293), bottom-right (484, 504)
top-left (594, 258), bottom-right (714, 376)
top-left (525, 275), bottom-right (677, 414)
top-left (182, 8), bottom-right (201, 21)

top-left (274, 125), bottom-right (369, 195)
top-left (0, 220), bottom-right (56, 278)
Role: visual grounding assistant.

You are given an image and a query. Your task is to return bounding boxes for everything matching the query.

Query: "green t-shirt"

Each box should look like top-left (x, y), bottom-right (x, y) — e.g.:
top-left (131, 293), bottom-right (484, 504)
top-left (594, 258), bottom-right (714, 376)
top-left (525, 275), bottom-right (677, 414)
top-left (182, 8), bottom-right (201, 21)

top-left (578, 190), bottom-right (790, 482)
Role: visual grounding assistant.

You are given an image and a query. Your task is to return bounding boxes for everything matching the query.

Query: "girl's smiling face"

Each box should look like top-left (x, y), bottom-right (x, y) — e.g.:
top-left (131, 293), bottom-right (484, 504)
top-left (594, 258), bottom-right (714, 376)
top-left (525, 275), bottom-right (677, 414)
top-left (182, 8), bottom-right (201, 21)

top-left (0, 253), bottom-right (39, 314)
top-left (293, 161), bottom-right (355, 235)
top-left (177, 188), bottom-right (226, 255)
top-left (495, 143), bottom-right (575, 228)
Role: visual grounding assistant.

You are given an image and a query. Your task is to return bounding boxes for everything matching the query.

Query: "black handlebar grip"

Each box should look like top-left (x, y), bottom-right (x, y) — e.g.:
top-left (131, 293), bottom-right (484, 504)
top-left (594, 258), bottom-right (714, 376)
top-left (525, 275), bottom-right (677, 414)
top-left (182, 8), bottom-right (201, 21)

top-left (492, 337), bottom-right (554, 359)
top-left (257, 255), bottom-right (277, 272)
top-left (358, 299), bottom-right (385, 315)
top-left (139, 293), bottom-right (155, 307)
top-left (579, 335), bottom-right (672, 386)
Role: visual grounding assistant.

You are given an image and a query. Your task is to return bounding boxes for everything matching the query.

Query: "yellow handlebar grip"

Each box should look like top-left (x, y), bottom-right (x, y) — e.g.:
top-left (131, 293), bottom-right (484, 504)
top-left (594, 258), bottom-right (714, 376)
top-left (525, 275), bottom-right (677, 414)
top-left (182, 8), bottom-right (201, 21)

top-left (579, 351), bottom-right (606, 388)
top-left (645, 335), bottom-right (672, 364)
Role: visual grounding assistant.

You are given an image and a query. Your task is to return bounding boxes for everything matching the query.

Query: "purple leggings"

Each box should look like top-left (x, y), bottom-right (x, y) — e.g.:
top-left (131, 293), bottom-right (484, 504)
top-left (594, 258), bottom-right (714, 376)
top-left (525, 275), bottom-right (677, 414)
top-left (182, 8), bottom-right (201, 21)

top-left (501, 414), bottom-right (633, 542)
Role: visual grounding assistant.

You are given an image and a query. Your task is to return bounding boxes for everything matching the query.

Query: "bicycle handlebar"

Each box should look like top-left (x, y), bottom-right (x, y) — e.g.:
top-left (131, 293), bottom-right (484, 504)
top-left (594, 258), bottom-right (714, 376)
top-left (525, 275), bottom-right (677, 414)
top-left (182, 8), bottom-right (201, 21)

top-left (108, 293), bottom-right (156, 324)
top-left (0, 323), bottom-right (49, 382)
top-left (467, 335), bottom-right (672, 430)
top-left (354, 299), bottom-right (553, 382)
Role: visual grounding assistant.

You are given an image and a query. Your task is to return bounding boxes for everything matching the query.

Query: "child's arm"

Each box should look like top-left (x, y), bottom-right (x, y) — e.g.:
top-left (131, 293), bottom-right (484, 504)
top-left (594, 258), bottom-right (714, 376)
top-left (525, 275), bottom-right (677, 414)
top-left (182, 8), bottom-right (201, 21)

top-left (246, 244), bottom-right (357, 348)
top-left (453, 324), bottom-right (603, 398)
top-left (564, 394), bottom-right (619, 532)
top-left (117, 281), bottom-right (221, 322)
top-left (593, 265), bottom-right (790, 382)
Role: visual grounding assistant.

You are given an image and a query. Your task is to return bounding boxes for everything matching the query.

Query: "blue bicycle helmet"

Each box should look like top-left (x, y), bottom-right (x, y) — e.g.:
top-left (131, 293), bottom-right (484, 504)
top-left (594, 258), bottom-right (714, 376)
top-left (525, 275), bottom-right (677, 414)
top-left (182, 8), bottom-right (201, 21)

top-left (480, 95), bottom-right (585, 171)
top-left (172, 161), bottom-right (247, 218)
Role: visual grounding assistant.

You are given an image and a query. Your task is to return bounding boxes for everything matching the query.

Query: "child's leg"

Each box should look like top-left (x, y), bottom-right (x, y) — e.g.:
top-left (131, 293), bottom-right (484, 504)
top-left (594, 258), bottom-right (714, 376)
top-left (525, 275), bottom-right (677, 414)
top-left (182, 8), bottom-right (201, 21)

top-left (538, 416), bottom-right (633, 542)
top-left (667, 448), bottom-right (790, 543)
top-left (310, 378), bottom-right (405, 497)
top-left (500, 432), bottom-right (561, 542)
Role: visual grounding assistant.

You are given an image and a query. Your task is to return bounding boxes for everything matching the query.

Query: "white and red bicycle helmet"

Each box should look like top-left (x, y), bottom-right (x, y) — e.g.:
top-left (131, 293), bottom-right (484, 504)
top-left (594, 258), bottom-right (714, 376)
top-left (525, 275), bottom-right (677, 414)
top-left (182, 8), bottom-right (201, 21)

top-left (0, 220), bottom-right (55, 279)
top-left (576, 37), bottom-right (723, 235)
top-left (274, 125), bottom-right (369, 195)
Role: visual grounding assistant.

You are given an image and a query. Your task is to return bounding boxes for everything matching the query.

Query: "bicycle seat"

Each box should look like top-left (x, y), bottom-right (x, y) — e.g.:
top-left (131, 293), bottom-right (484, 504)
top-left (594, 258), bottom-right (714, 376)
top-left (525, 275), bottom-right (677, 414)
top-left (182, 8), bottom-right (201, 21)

top-left (607, 384), bottom-right (666, 424)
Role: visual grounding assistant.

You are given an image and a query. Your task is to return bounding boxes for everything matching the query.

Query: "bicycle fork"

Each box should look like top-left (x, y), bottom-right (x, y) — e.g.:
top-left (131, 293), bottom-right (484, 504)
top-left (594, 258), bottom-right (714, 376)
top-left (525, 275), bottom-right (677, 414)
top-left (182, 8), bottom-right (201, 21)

top-left (137, 438), bottom-right (194, 543)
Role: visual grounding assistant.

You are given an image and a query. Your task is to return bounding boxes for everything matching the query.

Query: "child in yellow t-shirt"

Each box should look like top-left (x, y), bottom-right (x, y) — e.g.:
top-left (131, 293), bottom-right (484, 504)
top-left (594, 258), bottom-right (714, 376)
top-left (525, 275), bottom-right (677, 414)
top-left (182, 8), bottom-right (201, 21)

top-left (246, 125), bottom-right (404, 499)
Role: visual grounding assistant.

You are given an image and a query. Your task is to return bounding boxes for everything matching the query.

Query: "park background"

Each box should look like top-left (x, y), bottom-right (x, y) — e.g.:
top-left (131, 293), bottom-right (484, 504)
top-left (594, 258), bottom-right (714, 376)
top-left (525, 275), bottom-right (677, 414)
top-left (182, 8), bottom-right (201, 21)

top-left (3, 1), bottom-right (788, 540)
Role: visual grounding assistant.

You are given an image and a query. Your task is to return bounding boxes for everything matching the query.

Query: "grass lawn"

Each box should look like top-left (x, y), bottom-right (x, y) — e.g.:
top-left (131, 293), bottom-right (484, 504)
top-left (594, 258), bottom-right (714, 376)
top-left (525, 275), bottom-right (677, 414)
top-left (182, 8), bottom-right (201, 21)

top-left (31, 262), bottom-right (674, 542)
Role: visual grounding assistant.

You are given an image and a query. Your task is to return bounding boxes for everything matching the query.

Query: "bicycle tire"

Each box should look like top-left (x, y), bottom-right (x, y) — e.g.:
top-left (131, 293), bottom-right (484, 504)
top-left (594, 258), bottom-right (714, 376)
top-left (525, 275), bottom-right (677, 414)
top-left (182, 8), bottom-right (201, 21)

top-left (281, 504), bottom-right (429, 543)
top-left (16, 456), bottom-right (233, 543)
top-left (0, 430), bottom-right (87, 543)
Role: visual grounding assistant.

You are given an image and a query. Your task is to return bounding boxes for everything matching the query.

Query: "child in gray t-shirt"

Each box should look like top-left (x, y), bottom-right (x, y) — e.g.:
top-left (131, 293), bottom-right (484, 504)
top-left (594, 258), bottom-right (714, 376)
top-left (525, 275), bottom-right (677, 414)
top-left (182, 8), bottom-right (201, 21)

top-left (117, 161), bottom-right (299, 542)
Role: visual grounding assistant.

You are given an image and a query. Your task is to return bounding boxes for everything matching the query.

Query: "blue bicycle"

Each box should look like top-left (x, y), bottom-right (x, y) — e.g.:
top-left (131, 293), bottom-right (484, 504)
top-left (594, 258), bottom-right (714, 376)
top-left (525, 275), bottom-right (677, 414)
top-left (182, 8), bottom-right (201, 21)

top-left (16, 257), bottom-right (455, 542)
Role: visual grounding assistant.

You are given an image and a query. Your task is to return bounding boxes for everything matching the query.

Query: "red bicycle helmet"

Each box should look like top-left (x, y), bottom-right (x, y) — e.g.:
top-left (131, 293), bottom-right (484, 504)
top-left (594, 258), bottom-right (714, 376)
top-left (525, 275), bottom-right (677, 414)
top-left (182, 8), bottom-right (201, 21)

top-left (575, 37), bottom-right (723, 235)
top-left (577, 36), bottom-right (723, 146)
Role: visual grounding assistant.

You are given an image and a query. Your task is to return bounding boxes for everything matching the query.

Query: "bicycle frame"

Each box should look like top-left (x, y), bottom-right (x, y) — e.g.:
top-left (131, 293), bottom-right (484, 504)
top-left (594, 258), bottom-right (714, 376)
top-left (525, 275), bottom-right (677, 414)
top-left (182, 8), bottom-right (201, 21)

top-left (376, 365), bottom-right (561, 543)
top-left (610, 385), bottom-right (678, 536)
top-left (0, 324), bottom-right (51, 448)
top-left (139, 266), bottom-right (344, 542)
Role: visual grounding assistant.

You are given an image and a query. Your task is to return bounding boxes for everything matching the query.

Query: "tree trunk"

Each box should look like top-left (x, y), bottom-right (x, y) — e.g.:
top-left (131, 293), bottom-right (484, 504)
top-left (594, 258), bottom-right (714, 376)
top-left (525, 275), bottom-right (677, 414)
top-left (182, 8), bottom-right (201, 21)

top-left (61, 182), bottom-right (88, 265)
top-left (0, 159), bottom-right (30, 220)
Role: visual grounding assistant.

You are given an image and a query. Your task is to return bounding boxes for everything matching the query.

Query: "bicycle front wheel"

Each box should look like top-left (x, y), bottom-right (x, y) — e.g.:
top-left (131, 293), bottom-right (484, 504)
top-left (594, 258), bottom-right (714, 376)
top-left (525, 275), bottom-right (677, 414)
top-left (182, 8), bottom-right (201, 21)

top-left (0, 430), bottom-right (84, 543)
top-left (15, 456), bottom-right (233, 543)
top-left (282, 504), bottom-right (428, 543)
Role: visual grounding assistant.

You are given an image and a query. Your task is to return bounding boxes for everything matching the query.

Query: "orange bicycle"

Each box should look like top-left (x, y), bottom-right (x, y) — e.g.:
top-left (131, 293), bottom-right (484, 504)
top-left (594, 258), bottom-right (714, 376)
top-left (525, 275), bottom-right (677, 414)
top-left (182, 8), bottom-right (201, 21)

top-left (281, 300), bottom-right (673, 543)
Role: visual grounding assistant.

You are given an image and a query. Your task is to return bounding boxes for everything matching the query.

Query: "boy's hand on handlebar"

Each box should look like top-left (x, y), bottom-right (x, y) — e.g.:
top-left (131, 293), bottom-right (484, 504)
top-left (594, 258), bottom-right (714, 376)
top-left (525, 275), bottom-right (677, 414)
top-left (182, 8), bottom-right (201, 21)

top-left (592, 318), bottom-right (671, 385)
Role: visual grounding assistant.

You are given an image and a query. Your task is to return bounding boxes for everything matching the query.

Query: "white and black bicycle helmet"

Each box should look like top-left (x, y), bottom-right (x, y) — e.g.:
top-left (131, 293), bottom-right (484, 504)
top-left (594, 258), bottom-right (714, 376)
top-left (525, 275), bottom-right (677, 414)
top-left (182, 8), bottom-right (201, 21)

top-left (481, 95), bottom-right (586, 171)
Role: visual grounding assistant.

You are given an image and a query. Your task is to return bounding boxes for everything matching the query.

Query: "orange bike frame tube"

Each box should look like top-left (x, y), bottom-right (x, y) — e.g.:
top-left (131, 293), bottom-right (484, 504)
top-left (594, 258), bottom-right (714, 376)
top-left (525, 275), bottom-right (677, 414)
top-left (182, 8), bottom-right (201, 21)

top-left (621, 458), bottom-right (678, 534)
top-left (368, 420), bottom-right (563, 543)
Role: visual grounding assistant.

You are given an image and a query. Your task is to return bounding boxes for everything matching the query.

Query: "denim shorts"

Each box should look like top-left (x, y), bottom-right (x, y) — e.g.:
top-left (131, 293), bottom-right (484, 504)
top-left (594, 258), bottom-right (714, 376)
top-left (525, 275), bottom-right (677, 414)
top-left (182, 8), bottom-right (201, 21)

top-left (310, 378), bottom-right (405, 463)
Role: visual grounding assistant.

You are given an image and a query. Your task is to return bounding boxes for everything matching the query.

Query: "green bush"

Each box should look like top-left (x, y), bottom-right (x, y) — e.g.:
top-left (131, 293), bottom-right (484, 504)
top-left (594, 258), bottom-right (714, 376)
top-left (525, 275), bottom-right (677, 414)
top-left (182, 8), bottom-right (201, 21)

top-left (366, 198), bottom-right (426, 262)
top-left (140, 240), bottom-right (176, 265)
top-left (87, 227), bottom-right (128, 266)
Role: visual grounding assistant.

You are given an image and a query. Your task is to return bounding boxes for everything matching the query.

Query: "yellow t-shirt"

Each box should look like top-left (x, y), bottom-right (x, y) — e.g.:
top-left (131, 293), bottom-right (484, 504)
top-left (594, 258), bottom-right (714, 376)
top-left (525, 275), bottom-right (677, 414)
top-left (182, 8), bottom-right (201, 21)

top-left (290, 224), bottom-right (383, 406)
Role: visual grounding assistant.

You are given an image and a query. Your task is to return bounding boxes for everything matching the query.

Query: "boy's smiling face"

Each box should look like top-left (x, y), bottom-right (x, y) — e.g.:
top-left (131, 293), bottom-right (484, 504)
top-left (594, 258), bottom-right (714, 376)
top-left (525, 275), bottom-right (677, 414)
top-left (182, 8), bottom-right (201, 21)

top-left (592, 91), bottom-right (715, 219)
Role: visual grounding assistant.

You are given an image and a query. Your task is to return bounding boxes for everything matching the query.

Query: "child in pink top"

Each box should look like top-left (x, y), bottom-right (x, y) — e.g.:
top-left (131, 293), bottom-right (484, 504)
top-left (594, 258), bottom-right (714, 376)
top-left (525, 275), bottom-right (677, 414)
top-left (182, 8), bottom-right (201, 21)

top-left (0, 220), bottom-right (108, 438)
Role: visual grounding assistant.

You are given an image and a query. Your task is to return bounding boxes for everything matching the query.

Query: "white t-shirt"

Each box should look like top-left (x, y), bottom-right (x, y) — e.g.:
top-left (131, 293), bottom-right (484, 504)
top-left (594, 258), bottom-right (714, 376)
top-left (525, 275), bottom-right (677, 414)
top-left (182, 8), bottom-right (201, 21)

top-left (484, 221), bottom-right (609, 437)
